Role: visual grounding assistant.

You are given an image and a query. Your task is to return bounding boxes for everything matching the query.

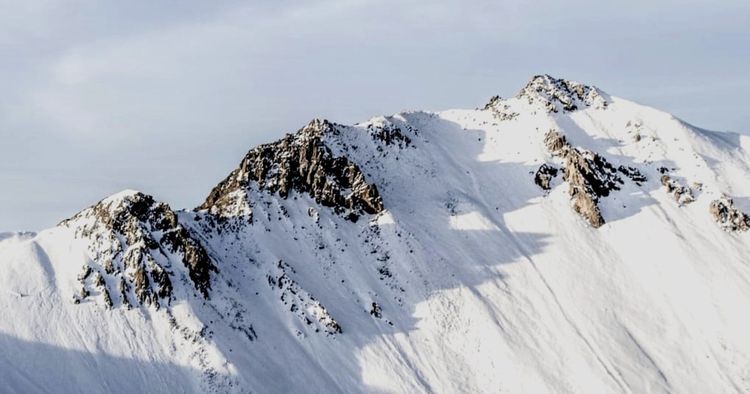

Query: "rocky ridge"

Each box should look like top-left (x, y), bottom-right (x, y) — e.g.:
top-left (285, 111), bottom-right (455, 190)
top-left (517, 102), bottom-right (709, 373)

top-left (517, 74), bottom-right (608, 113)
top-left (198, 119), bottom-right (384, 223)
top-left (3, 74), bottom-right (750, 393)
top-left (483, 95), bottom-right (520, 121)
top-left (60, 190), bottom-right (215, 308)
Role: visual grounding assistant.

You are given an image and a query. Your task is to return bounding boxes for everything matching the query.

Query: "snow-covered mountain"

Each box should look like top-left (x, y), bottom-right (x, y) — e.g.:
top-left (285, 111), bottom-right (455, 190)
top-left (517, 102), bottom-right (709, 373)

top-left (2, 75), bottom-right (750, 393)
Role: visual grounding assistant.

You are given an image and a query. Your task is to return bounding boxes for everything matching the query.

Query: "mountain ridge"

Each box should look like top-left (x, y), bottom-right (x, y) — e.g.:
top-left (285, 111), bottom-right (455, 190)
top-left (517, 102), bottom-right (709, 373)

top-left (2, 74), bottom-right (750, 393)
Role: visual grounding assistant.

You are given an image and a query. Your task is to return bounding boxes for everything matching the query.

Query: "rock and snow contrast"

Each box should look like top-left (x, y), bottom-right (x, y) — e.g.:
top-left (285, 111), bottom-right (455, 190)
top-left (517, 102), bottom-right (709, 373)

top-left (2, 75), bottom-right (750, 393)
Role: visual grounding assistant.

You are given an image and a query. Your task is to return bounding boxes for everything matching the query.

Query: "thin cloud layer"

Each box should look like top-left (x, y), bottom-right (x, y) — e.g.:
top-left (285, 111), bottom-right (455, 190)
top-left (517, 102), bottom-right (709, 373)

top-left (1, 0), bottom-right (748, 231)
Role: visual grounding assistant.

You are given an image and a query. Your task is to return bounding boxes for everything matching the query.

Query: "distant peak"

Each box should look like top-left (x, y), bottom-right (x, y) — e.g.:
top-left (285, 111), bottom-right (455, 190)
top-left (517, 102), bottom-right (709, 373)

top-left (100, 189), bottom-right (147, 204)
top-left (526, 73), bottom-right (564, 85)
top-left (302, 118), bottom-right (333, 132)
top-left (289, 118), bottom-right (339, 141)
top-left (522, 74), bottom-right (591, 91)
top-left (516, 74), bottom-right (608, 113)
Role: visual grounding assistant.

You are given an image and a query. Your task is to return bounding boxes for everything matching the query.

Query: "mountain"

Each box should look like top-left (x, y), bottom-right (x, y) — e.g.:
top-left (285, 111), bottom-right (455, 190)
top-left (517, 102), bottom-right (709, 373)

top-left (2, 74), bottom-right (750, 393)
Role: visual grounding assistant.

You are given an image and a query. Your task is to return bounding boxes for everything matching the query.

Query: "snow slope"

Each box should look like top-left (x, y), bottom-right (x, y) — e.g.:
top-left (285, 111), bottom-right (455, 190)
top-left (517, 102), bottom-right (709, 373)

top-left (1, 75), bottom-right (750, 393)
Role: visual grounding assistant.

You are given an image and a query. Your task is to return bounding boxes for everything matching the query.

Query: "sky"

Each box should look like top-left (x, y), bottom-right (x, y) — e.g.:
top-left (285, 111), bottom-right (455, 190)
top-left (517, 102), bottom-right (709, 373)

top-left (1, 0), bottom-right (749, 232)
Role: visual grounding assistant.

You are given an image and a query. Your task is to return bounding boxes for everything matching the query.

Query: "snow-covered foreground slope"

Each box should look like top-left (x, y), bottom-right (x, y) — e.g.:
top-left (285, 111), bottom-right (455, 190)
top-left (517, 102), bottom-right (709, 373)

top-left (2, 75), bottom-right (750, 393)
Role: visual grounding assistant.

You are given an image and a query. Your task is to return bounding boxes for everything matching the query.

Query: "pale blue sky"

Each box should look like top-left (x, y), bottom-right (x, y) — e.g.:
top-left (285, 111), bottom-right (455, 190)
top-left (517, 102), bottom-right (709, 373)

top-left (1, 0), bottom-right (748, 231)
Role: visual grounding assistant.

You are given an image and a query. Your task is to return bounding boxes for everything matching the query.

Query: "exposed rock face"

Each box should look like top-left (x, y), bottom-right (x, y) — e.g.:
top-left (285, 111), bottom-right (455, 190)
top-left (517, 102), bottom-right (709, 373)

top-left (267, 260), bottom-right (342, 335)
top-left (370, 302), bottom-right (382, 319)
top-left (544, 130), bottom-right (628, 228)
top-left (617, 165), bottom-right (647, 186)
top-left (483, 95), bottom-right (519, 121)
top-left (561, 150), bottom-right (619, 228)
top-left (660, 174), bottom-right (695, 206)
top-left (534, 164), bottom-right (559, 191)
top-left (365, 121), bottom-right (412, 148)
top-left (544, 129), bottom-right (570, 153)
top-left (519, 74), bottom-right (608, 113)
top-left (709, 195), bottom-right (750, 232)
top-left (61, 191), bottom-right (216, 308)
top-left (198, 119), bottom-right (384, 222)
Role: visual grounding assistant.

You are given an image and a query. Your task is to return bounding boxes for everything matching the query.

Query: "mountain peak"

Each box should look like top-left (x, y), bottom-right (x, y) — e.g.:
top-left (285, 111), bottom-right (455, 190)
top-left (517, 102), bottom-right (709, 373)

top-left (63, 190), bottom-right (157, 229)
top-left (61, 190), bottom-right (215, 309)
top-left (516, 74), bottom-right (608, 113)
top-left (197, 118), bottom-right (384, 222)
top-left (100, 188), bottom-right (146, 204)
top-left (301, 117), bottom-right (335, 135)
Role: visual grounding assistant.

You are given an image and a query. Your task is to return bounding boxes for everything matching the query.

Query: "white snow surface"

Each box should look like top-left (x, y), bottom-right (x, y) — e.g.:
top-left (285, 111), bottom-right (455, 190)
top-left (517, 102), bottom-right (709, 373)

top-left (2, 76), bottom-right (750, 393)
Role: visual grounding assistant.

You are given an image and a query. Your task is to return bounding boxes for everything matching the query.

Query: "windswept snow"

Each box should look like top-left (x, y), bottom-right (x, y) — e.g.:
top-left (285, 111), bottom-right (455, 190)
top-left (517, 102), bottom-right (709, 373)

top-left (1, 75), bottom-right (750, 393)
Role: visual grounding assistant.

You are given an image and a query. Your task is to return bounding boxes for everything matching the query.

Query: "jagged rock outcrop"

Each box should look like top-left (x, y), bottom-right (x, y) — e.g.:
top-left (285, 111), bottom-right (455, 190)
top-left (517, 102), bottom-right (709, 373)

top-left (519, 74), bottom-right (608, 113)
top-left (483, 95), bottom-right (503, 110)
top-left (544, 130), bottom-right (627, 228)
top-left (483, 95), bottom-right (519, 121)
top-left (544, 129), bottom-right (570, 153)
top-left (534, 164), bottom-right (559, 191)
top-left (61, 191), bottom-right (216, 308)
top-left (660, 174), bottom-right (696, 206)
top-left (617, 165), bottom-right (647, 186)
top-left (198, 119), bottom-right (384, 222)
top-left (709, 195), bottom-right (750, 232)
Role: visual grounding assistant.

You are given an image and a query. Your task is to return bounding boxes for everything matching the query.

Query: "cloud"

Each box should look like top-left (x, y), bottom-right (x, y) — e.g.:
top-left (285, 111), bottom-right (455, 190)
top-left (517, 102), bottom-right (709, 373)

top-left (0, 0), bottom-right (748, 231)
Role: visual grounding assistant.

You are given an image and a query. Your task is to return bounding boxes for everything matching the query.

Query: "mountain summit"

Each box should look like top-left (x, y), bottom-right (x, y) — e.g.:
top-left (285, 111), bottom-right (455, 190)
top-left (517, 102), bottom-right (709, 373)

top-left (2, 75), bottom-right (750, 393)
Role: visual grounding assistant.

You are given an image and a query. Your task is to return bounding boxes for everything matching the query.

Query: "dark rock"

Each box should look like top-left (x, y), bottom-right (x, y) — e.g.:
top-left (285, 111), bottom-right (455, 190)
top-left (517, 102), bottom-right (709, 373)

top-left (660, 175), bottom-right (695, 206)
top-left (198, 119), bottom-right (384, 222)
top-left (366, 123), bottom-right (412, 147)
top-left (534, 164), bottom-right (559, 191)
top-left (370, 302), bottom-right (382, 319)
top-left (483, 95), bottom-right (502, 110)
top-left (617, 166), bottom-right (647, 185)
top-left (93, 272), bottom-right (105, 288)
top-left (61, 191), bottom-right (216, 308)
top-left (102, 288), bottom-right (113, 309)
top-left (151, 266), bottom-right (173, 300)
top-left (544, 129), bottom-right (569, 155)
top-left (133, 266), bottom-right (152, 305)
top-left (542, 129), bottom-right (647, 228)
top-left (710, 195), bottom-right (750, 232)
top-left (78, 265), bottom-right (92, 281)
top-left (103, 259), bottom-right (115, 275)
top-left (119, 277), bottom-right (131, 309)
top-left (518, 75), bottom-right (608, 113)
top-left (483, 95), bottom-right (519, 121)
top-left (563, 151), bottom-right (611, 228)
top-left (544, 130), bottom-right (626, 228)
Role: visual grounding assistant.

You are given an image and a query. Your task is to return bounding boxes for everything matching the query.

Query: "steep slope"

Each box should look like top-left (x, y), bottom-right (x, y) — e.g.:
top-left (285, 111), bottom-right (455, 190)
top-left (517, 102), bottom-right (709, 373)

top-left (2, 75), bottom-right (750, 393)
